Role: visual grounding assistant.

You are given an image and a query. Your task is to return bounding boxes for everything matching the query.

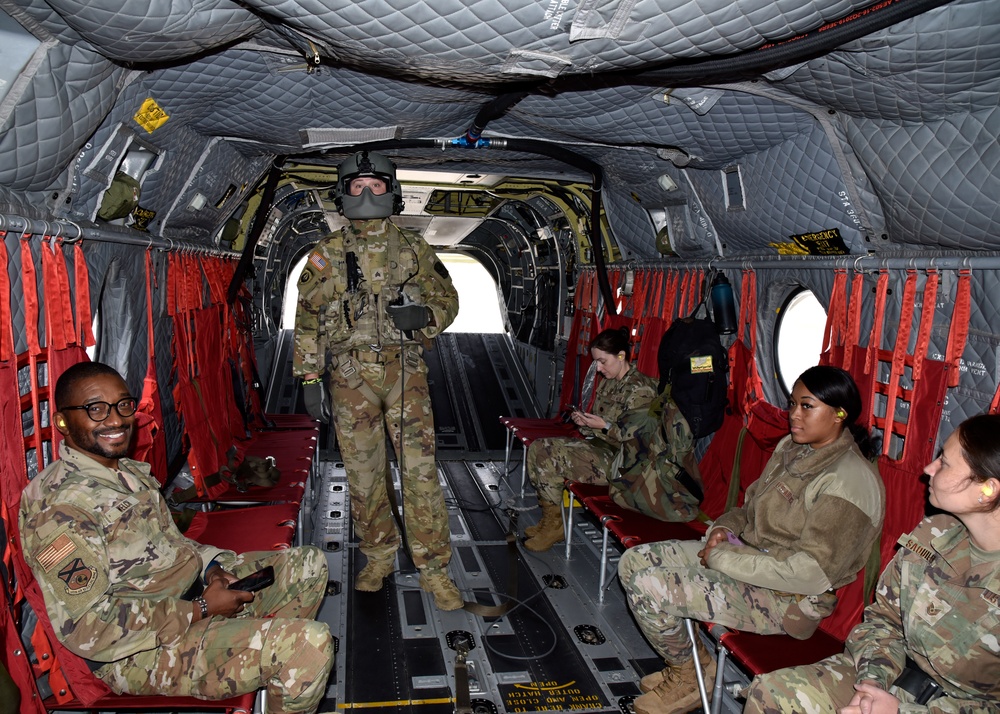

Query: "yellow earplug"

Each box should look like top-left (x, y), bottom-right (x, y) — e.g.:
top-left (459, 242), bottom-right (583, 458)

top-left (984, 484), bottom-right (995, 498)
top-left (836, 410), bottom-right (846, 419)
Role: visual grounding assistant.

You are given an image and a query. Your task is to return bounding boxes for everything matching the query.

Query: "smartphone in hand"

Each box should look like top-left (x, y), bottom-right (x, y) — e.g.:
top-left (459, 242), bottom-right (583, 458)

top-left (228, 566), bottom-right (275, 593)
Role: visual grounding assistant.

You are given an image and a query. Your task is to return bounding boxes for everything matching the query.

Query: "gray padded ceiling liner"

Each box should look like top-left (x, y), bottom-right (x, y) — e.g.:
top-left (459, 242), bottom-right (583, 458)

top-left (0, 0), bottom-right (997, 259)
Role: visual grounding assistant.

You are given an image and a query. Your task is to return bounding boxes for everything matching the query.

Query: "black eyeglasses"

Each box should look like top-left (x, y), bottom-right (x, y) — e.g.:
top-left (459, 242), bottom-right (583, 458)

top-left (61, 398), bottom-right (138, 422)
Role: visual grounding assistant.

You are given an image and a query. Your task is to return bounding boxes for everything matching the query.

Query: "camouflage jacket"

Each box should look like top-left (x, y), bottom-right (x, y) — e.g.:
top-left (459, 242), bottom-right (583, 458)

top-left (19, 444), bottom-right (236, 663)
top-left (583, 366), bottom-right (657, 445)
top-left (292, 219), bottom-right (459, 376)
top-left (708, 431), bottom-right (884, 594)
top-left (847, 515), bottom-right (1000, 712)
top-left (610, 395), bottom-right (702, 522)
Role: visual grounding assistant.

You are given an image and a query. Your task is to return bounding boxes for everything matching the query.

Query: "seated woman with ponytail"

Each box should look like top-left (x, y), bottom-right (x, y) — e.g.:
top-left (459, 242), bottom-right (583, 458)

top-left (745, 412), bottom-right (1000, 714)
top-left (524, 326), bottom-right (658, 552)
top-left (619, 365), bottom-right (885, 714)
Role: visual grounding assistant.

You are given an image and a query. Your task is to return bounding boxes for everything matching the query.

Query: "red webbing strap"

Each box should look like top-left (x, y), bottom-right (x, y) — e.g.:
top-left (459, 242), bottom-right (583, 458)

top-left (135, 251), bottom-right (169, 484)
top-left (0, 231), bottom-right (11, 364)
top-left (865, 270), bottom-right (889, 376)
top-left (991, 378), bottom-right (1000, 415)
top-left (679, 271), bottom-right (694, 316)
top-left (73, 243), bottom-right (96, 348)
top-left (880, 271), bottom-right (918, 455)
top-left (662, 271), bottom-right (678, 323)
top-left (821, 269), bottom-right (848, 363)
top-left (742, 270), bottom-right (764, 411)
top-left (0, 232), bottom-right (24, 601)
top-left (204, 256), bottom-right (227, 306)
top-left (166, 251), bottom-right (178, 317)
top-left (19, 237), bottom-right (46, 469)
top-left (40, 240), bottom-right (72, 351)
top-left (20, 237), bottom-right (41, 357)
top-left (944, 270), bottom-right (972, 388)
top-left (911, 270), bottom-right (938, 383)
top-left (650, 271), bottom-right (665, 319)
top-left (844, 269), bottom-right (866, 373)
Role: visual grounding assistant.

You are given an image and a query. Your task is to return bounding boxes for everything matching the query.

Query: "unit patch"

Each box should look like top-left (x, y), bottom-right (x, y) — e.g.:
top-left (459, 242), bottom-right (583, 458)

top-left (36, 533), bottom-right (76, 572)
top-left (434, 261), bottom-right (450, 278)
top-left (300, 269), bottom-right (313, 284)
top-left (309, 253), bottom-right (328, 271)
top-left (689, 355), bottom-right (714, 374)
top-left (58, 557), bottom-right (96, 594)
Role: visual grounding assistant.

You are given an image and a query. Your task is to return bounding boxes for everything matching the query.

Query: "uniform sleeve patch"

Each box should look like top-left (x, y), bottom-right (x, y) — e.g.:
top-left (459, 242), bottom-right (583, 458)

top-left (300, 269), bottom-right (313, 284)
top-left (36, 533), bottom-right (77, 572)
top-left (434, 261), bottom-right (449, 279)
top-left (309, 253), bottom-right (328, 271)
top-left (58, 557), bottom-right (97, 594)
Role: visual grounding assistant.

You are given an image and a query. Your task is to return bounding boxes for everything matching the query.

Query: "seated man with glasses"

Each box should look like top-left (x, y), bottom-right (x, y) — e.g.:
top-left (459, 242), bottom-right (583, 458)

top-left (19, 361), bottom-right (335, 714)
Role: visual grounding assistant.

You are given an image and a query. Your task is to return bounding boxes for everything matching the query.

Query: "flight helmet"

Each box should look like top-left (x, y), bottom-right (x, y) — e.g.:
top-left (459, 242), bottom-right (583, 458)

top-left (334, 150), bottom-right (404, 219)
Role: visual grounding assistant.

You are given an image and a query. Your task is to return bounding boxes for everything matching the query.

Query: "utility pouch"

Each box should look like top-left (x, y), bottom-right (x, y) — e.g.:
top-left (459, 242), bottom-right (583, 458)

top-left (780, 590), bottom-right (838, 639)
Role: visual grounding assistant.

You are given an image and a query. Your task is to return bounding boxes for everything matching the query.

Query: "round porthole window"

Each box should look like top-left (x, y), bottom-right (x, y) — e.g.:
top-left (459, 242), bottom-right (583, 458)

top-left (774, 288), bottom-right (828, 396)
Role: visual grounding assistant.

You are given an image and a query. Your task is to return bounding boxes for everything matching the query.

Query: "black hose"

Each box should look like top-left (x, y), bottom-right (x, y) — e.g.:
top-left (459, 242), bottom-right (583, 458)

top-left (552, 0), bottom-right (957, 90)
top-left (227, 157), bottom-right (286, 304)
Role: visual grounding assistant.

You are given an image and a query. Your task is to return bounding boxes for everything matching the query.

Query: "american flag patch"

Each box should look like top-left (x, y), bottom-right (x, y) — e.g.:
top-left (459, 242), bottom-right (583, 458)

top-left (309, 253), bottom-right (327, 270)
top-left (36, 533), bottom-right (76, 572)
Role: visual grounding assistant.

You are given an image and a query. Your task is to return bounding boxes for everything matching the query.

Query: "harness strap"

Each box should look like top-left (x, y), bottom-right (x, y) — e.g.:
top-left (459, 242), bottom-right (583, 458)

top-left (844, 269), bottom-right (866, 372)
top-left (73, 243), bottom-right (95, 349)
top-left (944, 269), bottom-right (971, 388)
top-left (911, 269), bottom-right (938, 383)
top-left (881, 270), bottom-right (918, 455)
top-left (822, 268), bottom-right (848, 363)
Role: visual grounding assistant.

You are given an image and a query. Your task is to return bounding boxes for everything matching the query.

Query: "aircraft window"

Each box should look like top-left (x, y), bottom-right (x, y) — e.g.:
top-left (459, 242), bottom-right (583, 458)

top-left (280, 252), bottom-right (504, 334)
top-left (723, 165), bottom-right (745, 211)
top-left (774, 288), bottom-right (827, 396)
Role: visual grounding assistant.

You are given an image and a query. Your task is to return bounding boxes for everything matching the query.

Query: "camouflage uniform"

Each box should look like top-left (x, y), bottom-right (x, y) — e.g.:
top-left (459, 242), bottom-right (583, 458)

top-left (293, 219), bottom-right (458, 569)
top-left (609, 394), bottom-right (702, 522)
top-left (745, 514), bottom-right (1000, 714)
top-left (619, 430), bottom-right (884, 664)
top-left (527, 366), bottom-right (657, 504)
top-left (20, 444), bottom-right (334, 714)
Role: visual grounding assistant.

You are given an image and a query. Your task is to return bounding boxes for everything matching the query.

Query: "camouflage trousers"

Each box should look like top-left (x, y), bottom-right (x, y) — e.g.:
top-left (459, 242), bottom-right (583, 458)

top-left (330, 350), bottom-right (452, 570)
top-left (99, 546), bottom-right (334, 714)
top-left (527, 436), bottom-right (618, 505)
top-left (618, 540), bottom-right (807, 665)
top-left (744, 653), bottom-right (922, 713)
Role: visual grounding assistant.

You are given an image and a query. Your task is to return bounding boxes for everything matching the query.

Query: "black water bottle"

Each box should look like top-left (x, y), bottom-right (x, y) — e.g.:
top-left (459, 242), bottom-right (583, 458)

top-left (710, 272), bottom-right (738, 334)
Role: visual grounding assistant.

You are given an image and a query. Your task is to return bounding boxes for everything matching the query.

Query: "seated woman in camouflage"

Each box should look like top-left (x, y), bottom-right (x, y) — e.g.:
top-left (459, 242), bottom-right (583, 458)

top-left (609, 393), bottom-right (703, 523)
top-left (744, 412), bottom-right (1000, 714)
top-left (524, 327), bottom-right (657, 551)
top-left (619, 365), bottom-right (885, 714)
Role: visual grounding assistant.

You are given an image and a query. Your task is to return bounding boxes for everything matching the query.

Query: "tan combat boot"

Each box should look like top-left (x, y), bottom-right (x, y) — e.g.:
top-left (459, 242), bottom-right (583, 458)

top-left (639, 639), bottom-right (716, 694)
top-left (419, 568), bottom-right (464, 611)
top-left (355, 556), bottom-right (396, 592)
top-left (634, 641), bottom-right (715, 714)
top-left (524, 501), bottom-right (564, 552)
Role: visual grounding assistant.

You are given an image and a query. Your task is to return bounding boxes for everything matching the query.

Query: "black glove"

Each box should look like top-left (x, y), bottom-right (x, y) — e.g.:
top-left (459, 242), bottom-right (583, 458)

top-left (302, 380), bottom-right (330, 423)
top-left (386, 302), bottom-right (431, 332)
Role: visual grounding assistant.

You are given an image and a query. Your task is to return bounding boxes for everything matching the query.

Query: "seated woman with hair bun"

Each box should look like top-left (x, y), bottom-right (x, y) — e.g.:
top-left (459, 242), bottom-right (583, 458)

top-left (523, 326), bottom-right (658, 552)
top-left (745, 412), bottom-right (1000, 714)
top-left (620, 365), bottom-right (885, 714)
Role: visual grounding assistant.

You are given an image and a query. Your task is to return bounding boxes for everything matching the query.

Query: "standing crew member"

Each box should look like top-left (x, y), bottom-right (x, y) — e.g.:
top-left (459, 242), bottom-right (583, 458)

top-left (20, 362), bottom-right (334, 713)
top-left (293, 150), bottom-right (462, 610)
